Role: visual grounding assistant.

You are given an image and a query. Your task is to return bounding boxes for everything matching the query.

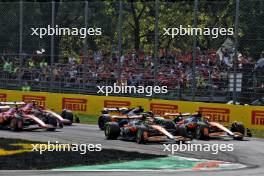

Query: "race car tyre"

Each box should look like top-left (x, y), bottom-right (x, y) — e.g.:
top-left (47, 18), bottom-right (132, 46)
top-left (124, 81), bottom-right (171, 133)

top-left (17, 118), bottom-right (24, 131)
top-left (98, 115), bottom-right (111, 130)
top-left (163, 119), bottom-right (176, 129)
top-left (10, 117), bottom-right (23, 132)
top-left (59, 121), bottom-right (64, 128)
top-left (176, 125), bottom-right (188, 137)
top-left (75, 116), bottom-right (80, 123)
top-left (136, 126), bottom-right (148, 144)
top-left (195, 124), bottom-right (209, 140)
top-left (10, 118), bottom-right (18, 131)
top-left (105, 122), bottom-right (120, 140)
top-left (230, 122), bottom-right (245, 140)
top-left (61, 109), bottom-right (73, 125)
top-left (46, 115), bottom-right (57, 131)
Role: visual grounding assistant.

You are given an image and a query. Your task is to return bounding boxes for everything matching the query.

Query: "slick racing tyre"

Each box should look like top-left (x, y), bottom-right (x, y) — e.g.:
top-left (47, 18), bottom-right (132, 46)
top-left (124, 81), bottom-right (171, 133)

top-left (46, 115), bottom-right (57, 131)
top-left (175, 125), bottom-right (188, 137)
top-left (61, 109), bottom-right (74, 125)
top-left (195, 124), bottom-right (209, 140)
top-left (105, 122), bottom-right (120, 140)
top-left (136, 126), bottom-right (148, 144)
top-left (163, 119), bottom-right (176, 130)
top-left (10, 116), bottom-right (23, 132)
top-left (98, 115), bottom-right (111, 130)
top-left (230, 122), bottom-right (245, 140)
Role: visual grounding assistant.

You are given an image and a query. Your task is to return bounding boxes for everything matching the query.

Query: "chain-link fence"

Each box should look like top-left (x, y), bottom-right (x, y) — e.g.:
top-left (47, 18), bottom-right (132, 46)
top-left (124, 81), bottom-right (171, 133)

top-left (0, 0), bottom-right (263, 104)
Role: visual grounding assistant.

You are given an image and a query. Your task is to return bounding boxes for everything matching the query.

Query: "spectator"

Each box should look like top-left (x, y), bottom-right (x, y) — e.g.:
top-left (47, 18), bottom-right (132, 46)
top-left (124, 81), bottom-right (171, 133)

top-left (223, 51), bottom-right (232, 68)
top-left (3, 60), bottom-right (12, 74)
top-left (0, 48), bottom-right (234, 93)
top-left (22, 82), bottom-right (31, 91)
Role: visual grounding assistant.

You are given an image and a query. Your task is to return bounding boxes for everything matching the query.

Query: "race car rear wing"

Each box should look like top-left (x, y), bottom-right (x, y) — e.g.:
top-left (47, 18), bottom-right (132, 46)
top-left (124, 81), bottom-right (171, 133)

top-left (164, 112), bottom-right (191, 116)
top-left (0, 105), bottom-right (11, 109)
top-left (0, 102), bottom-right (26, 106)
top-left (102, 107), bottom-right (128, 113)
top-left (103, 107), bottom-right (128, 111)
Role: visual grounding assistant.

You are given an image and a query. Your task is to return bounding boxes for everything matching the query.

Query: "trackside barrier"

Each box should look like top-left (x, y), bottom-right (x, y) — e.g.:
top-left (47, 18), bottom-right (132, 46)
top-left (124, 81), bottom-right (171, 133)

top-left (0, 89), bottom-right (263, 130)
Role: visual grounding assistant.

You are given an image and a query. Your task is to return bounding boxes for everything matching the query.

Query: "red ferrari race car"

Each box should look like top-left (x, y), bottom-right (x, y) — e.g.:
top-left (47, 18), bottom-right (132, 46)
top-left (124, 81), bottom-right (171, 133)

top-left (19, 102), bottom-right (73, 126)
top-left (0, 101), bottom-right (73, 130)
top-left (0, 102), bottom-right (57, 131)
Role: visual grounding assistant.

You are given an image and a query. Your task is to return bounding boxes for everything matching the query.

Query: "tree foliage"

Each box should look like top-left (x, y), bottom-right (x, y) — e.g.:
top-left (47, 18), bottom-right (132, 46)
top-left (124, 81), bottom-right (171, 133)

top-left (0, 0), bottom-right (263, 60)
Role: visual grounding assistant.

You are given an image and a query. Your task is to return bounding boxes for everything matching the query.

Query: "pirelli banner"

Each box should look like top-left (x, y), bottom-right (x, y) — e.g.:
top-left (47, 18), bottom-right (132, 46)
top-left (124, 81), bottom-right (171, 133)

top-left (0, 89), bottom-right (263, 130)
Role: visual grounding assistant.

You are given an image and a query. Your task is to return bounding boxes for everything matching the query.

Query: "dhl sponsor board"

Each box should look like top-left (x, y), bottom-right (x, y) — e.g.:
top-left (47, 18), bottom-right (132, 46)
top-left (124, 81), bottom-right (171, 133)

top-left (0, 89), bottom-right (263, 130)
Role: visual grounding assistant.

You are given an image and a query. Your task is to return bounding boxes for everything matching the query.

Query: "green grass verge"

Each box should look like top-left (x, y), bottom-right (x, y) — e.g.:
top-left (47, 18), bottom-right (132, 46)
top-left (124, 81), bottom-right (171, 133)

top-left (75, 114), bottom-right (99, 125)
top-left (74, 114), bottom-right (264, 138)
top-left (250, 129), bottom-right (264, 138)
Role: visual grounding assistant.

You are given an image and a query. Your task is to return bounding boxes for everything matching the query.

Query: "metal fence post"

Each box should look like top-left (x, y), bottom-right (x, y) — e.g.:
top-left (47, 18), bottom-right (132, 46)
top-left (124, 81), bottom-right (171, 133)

top-left (83, 1), bottom-right (89, 90)
top-left (154, 0), bottom-right (159, 90)
top-left (209, 68), bottom-right (213, 102)
top-left (117, 1), bottom-right (123, 84)
top-left (192, 0), bottom-right (198, 101)
top-left (19, 0), bottom-right (23, 87)
top-left (50, 1), bottom-right (55, 91)
top-left (233, 0), bottom-right (240, 104)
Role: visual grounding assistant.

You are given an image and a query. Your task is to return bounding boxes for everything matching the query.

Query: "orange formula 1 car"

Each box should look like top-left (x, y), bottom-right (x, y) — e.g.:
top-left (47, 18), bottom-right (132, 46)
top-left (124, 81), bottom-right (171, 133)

top-left (163, 112), bottom-right (247, 140)
top-left (104, 113), bottom-right (191, 144)
top-left (98, 107), bottom-right (144, 130)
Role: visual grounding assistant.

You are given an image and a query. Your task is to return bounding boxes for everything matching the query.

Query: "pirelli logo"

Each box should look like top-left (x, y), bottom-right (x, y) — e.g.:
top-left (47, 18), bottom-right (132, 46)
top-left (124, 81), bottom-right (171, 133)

top-left (150, 103), bottom-right (178, 115)
top-left (104, 100), bottom-right (131, 108)
top-left (22, 95), bottom-right (46, 108)
top-left (199, 107), bottom-right (230, 123)
top-left (0, 93), bottom-right (7, 102)
top-left (62, 98), bottom-right (87, 112)
top-left (251, 110), bottom-right (264, 126)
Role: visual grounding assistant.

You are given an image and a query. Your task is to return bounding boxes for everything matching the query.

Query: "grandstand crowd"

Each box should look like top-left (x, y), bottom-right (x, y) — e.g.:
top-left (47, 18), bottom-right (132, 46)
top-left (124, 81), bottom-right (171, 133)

top-left (0, 48), bottom-right (253, 91)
